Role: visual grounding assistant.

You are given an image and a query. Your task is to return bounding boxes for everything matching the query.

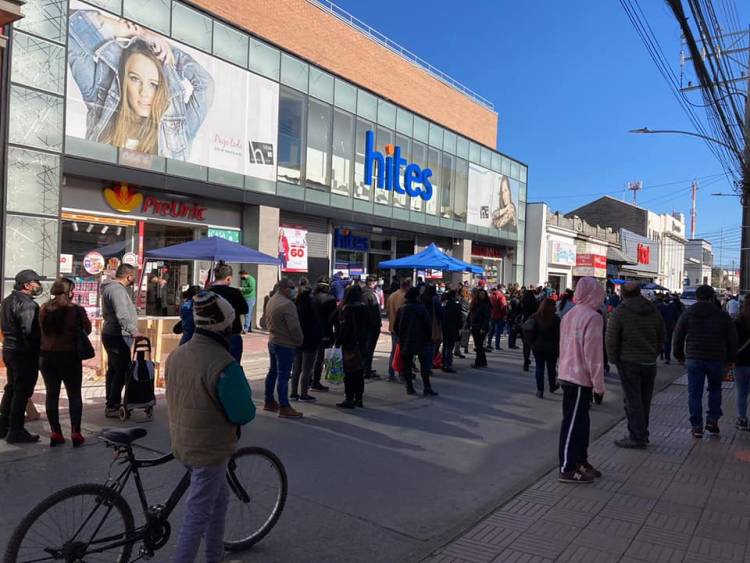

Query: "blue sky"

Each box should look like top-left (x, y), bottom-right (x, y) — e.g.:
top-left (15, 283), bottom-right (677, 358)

top-left (334, 0), bottom-right (748, 266)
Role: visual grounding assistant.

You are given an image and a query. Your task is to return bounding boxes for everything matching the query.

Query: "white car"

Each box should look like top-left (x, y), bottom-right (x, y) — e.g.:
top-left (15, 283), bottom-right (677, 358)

top-left (681, 287), bottom-right (697, 308)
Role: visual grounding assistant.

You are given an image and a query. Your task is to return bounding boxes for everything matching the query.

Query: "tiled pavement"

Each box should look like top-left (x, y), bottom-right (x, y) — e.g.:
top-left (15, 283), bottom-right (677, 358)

top-left (423, 377), bottom-right (750, 563)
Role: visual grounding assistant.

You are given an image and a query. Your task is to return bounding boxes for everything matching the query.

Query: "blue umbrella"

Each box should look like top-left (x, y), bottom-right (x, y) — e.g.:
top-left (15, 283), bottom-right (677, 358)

top-left (146, 236), bottom-right (280, 265)
top-left (379, 243), bottom-right (481, 273)
top-left (642, 282), bottom-right (669, 291)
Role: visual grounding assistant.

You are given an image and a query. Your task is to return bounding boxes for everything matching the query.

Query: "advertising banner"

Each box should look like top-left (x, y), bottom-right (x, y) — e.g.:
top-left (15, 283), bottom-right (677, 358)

top-left (620, 229), bottom-right (659, 274)
top-left (572, 241), bottom-right (606, 278)
top-left (66, 1), bottom-right (279, 181)
top-left (548, 239), bottom-right (576, 266)
top-left (279, 226), bottom-right (308, 273)
top-left (467, 164), bottom-right (519, 232)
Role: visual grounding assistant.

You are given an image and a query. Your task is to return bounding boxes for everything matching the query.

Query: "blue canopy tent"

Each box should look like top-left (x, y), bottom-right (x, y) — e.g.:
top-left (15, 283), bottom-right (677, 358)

top-left (145, 236), bottom-right (280, 265)
top-left (642, 282), bottom-right (669, 291)
top-left (378, 243), bottom-right (483, 275)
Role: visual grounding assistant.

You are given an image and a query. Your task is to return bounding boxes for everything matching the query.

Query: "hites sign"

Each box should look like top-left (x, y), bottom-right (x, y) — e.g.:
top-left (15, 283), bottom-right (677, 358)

top-left (364, 130), bottom-right (433, 201)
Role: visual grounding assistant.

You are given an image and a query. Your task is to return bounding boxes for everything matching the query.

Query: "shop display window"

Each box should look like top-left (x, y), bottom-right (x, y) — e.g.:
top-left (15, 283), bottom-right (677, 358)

top-left (331, 109), bottom-right (354, 196)
top-left (425, 147), bottom-right (440, 215)
top-left (306, 98), bottom-right (332, 190)
top-left (454, 158), bottom-right (469, 222)
top-left (334, 250), bottom-right (365, 278)
top-left (278, 87), bottom-right (306, 185)
top-left (353, 117), bottom-right (374, 201)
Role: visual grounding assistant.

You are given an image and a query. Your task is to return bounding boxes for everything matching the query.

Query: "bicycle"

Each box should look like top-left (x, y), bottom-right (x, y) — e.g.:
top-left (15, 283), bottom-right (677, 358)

top-left (5, 426), bottom-right (288, 562)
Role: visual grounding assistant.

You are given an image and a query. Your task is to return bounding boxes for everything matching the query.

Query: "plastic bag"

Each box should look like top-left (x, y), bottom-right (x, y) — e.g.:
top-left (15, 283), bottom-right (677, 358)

top-left (324, 347), bottom-right (344, 383)
top-left (391, 342), bottom-right (403, 373)
top-left (432, 350), bottom-right (443, 369)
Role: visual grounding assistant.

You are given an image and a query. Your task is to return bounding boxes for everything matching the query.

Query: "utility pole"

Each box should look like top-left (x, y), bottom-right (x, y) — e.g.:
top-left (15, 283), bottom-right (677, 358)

top-left (628, 180), bottom-right (643, 204)
top-left (741, 56), bottom-right (750, 295)
top-left (690, 180), bottom-right (697, 239)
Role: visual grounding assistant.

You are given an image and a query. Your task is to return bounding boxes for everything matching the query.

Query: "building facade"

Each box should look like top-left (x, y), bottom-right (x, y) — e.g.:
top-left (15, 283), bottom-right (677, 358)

top-left (685, 239), bottom-right (713, 287)
top-left (524, 203), bottom-right (619, 292)
top-left (1, 0), bottom-right (528, 324)
top-left (569, 196), bottom-right (686, 291)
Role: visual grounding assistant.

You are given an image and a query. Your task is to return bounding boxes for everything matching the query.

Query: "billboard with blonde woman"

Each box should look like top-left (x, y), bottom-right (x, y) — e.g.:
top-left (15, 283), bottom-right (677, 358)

top-left (467, 163), bottom-right (518, 232)
top-left (65, 0), bottom-right (279, 181)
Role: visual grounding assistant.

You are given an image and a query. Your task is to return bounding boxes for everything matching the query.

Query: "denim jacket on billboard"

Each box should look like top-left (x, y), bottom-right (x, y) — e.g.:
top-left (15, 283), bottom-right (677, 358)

top-left (68, 10), bottom-right (215, 160)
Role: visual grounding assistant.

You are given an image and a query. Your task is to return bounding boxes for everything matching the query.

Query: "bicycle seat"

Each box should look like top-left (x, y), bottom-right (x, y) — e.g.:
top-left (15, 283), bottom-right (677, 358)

top-left (101, 427), bottom-right (148, 446)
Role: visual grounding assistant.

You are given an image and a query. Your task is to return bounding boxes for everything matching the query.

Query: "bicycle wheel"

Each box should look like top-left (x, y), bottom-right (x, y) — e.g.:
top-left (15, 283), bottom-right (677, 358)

top-left (5, 483), bottom-right (135, 563)
top-left (223, 446), bottom-right (287, 551)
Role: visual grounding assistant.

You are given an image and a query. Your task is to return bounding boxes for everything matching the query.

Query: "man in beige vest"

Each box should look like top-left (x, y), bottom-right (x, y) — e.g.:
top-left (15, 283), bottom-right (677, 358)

top-left (166, 291), bottom-right (255, 562)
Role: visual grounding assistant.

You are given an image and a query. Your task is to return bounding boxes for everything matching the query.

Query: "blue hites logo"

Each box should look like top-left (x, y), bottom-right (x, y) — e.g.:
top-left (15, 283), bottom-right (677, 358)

top-left (364, 130), bottom-right (433, 201)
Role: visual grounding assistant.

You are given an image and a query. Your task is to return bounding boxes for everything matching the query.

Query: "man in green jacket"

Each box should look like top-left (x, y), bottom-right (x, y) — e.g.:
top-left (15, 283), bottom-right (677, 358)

top-left (606, 282), bottom-right (665, 449)
top-left (166, 291), bottom-right (255, 562)
top-left (240, 269), bottom-right (256, 333)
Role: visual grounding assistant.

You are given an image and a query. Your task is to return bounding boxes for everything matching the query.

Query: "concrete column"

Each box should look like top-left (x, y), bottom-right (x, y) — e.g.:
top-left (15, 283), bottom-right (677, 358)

top-left (242, 205), bottom-right (279, 329)
top-left (451, 239), bottom-right (472, 286)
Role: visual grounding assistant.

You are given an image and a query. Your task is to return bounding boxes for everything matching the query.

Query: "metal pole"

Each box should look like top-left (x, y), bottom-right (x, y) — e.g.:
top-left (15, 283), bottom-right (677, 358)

top-left (690, 181), bottom-right (697, 239)
top-left (741, 46), bottom-right (750, 295)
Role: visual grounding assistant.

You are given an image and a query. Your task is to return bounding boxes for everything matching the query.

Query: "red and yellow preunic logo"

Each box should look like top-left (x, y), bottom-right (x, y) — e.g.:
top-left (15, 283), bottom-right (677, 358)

top-left (103, 184), bottom-right (143, 213)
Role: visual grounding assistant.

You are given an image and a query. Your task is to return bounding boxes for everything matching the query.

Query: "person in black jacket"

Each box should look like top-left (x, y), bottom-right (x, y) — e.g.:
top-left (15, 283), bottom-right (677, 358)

top-left (442, 290), bottom-right (463, 373)
top-left (469, 289), bottom-right (491, 368)
top-left (0, 269), bottom-right (43, 443)
top-left (521, 287), bottom-right (539, 370)
top-left (734, 299), bottom-right (750, 431)
top-left (673, 285), bottom-right (738, 438)
top-left (209, 264), bottom-right (248, 363)
top-left (362, 276), bottom-right (383, 380)
top-left (311, 277), bottom-right (337, 392)
top-left (335, 285), bottom-right (370, 408)
top-left (290, 284), bottom-right (322, 401)
top-left (657, 295), bottom-right (682, 364)
top-left (523, 298), bottom-right (561, 398)
top-left (395, 287), bottom-right (438, 396)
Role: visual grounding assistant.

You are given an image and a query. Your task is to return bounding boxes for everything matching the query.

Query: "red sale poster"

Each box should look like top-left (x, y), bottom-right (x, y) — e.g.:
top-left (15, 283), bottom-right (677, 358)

top-left (279, 226), bottom-right (308, 273)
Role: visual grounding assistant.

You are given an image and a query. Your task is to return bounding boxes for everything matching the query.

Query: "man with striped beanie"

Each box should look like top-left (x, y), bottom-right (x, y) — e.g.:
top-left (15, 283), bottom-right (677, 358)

top-left (166, 291), bottom-right (256, 562)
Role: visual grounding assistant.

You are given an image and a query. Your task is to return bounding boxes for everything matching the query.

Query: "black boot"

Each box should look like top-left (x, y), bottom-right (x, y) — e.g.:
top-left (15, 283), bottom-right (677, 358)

top-left (338, 378), bottom-right (356, 408)
top-left (405, 377), bottom-right (417, 395)
top-left (6, 428), bottom-right (40, 444)
top-left (422, 374), bottom-right (438, 396)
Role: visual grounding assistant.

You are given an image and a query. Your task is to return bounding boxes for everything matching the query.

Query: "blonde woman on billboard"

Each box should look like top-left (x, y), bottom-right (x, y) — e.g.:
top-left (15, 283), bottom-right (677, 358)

top-left (68, 6), bottom-right (214, 158)
top-left (491, 176), bottom-right (517, 230)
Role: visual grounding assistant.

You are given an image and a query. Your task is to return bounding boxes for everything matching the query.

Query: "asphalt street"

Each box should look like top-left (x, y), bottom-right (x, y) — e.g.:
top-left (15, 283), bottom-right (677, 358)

top-left (0, 339), bottom-right (681, 562)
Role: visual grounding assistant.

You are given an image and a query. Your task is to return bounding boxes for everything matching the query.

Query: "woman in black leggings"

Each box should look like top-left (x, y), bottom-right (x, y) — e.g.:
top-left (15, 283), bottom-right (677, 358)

top-left (469, 289), bottom-right (491, 368)
top-left (40, 278), bottom-right (91, 447)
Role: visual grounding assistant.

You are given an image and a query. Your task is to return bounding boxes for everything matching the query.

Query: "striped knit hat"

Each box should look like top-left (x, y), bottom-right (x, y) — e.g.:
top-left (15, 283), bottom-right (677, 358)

top-left (193, 291), bottom-right (235, 333)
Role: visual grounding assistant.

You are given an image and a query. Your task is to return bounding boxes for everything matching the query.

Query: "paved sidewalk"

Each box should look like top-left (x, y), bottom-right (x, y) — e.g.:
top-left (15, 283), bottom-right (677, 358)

top-left (423, 376), bottom-right (750, 563)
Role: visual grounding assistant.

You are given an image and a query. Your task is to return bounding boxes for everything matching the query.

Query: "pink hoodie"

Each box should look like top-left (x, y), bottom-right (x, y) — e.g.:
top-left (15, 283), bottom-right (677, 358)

top-left (558, 277), bottom-right (605, 395)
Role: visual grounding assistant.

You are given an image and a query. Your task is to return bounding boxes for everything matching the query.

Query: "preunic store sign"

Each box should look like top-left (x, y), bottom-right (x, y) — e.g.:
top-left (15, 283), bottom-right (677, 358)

top-left (103, 184), bottom-right (207, 221)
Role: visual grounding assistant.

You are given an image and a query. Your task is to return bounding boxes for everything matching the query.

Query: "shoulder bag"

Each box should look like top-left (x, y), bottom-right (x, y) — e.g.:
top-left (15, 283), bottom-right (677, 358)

top-left (75, 306), bottom-right (95, 361)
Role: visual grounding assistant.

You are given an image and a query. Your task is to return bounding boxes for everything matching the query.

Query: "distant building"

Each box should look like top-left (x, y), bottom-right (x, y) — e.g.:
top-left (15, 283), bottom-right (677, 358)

top-left (568, 196), bottom-right (686, 291)
top-left (684, 239), bottom-right (713, 287)
top-left (524, 203), bottom-right (620, 292)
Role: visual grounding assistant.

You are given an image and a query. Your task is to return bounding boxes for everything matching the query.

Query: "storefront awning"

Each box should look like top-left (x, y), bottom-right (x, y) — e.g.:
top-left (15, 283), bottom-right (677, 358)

top-left (607, 247), bottom-right (635, 265)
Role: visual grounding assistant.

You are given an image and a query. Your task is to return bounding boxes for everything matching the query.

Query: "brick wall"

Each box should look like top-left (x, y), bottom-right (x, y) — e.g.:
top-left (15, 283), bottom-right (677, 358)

top-left (191, 0), bottom-right (499, 148)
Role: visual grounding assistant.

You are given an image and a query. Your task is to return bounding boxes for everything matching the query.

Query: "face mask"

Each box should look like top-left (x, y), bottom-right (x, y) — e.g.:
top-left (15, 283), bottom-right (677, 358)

top-left (31, 284), bottom-right (44, 297)
top-left (289, 288), bottom-right (298, 300)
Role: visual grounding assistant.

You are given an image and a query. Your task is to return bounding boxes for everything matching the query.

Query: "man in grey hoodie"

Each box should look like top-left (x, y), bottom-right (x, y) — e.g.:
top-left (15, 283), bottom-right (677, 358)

top-left (101, 264), bottom-right (138, 417)
top-left (606, 282), bottom-right (665, 449)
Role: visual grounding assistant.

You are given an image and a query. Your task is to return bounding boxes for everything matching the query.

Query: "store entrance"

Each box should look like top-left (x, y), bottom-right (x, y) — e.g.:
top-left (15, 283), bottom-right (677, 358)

top-left (548, 274), bottom-right (565, 294)
top-left (142, 223), bottom-right (202, 316)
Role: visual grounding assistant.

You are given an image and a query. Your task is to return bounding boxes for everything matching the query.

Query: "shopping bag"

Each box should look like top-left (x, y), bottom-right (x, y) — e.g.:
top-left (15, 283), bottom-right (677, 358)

top-left (323, 347), bottom-right (344, 383)
top-left (391, 342), bottom-right (403, 373)
top-left (724, 364), bottom-right (735, 382)
top-left (432, 350), bottom-right (443, 369)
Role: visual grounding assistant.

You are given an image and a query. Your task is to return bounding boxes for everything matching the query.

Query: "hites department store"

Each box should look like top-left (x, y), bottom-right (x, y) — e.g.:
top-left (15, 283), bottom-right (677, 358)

top-left (0, 0), bottom-right (528, 326)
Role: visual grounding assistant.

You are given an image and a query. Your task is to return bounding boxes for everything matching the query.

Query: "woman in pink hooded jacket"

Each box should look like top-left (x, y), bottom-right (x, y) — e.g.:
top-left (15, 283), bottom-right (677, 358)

top-left (557, 277), bottom-right (606, 484)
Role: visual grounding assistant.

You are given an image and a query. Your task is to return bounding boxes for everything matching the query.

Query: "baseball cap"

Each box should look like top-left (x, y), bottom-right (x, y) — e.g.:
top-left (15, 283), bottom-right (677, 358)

top-left (15, 269), bottom-right (41, 287)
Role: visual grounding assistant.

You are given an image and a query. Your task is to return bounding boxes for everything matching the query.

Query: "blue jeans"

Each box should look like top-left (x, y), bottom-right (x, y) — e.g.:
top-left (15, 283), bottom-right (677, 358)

top-left (735, 366), bottom-right (750, 419)
top-left (686, 359), bottom-right (724, 427)
top-left (490, 319), bottom-right (506, 349)
top-left (243, 297), bottom-right (256, 332)
top-left (173, 462), bottom-right (229, 563)
top-left (265, 342), bottom-right (295, 407)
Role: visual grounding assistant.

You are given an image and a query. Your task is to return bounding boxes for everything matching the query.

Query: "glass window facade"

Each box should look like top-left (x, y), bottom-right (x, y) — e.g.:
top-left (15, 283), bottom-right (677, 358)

top-left (171, 2), bottom-right (212, 52)
top-left (354, 118), bottom-right (374, 201)
top-left (281, 53), bottom-right (309, 92)
top-left (306, 99), bottom-right (332, 189)
top-left (249, 38), bottom-right (280, 80)
top-left (278, 87), bottom-right (306, 184)
top-left (213, 20), bottom-right (248, 67)
top-left (123, 0), bottom-right (170, 34)
top-left (331, 109), bottom-right (355, 196)
top-left (309, 67), bottom-right (334, 103)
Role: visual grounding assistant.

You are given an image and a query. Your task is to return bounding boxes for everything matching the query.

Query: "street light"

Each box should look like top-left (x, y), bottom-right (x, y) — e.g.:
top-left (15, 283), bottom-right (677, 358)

top-left (628, 127), bottom-right (740, 155)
